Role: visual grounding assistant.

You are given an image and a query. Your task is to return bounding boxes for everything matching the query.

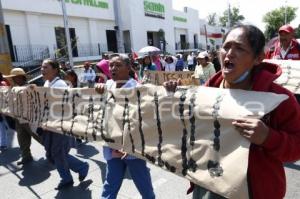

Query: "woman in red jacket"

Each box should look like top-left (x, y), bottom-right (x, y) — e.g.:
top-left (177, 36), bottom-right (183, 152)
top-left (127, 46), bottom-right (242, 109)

top-left (166, 25), bottom-right (300, 199)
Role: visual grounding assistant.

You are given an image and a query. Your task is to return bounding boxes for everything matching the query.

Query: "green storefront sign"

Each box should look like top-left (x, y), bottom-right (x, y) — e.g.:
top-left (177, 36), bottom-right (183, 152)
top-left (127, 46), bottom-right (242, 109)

top-left (173, 16), bottom-right (187, 23)
top-left (65, 0), bottom-right (109, 9)
top-left (144, 0), bottom-right (165, 19)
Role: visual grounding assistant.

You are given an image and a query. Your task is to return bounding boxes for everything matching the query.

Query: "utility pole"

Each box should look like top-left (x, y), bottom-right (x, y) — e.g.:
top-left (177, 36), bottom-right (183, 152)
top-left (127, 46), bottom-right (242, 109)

top-left (284, 0), bottom-right (287, 24)
top-left (0, 1), bottom-right (12, 75)
top-left (204, 25), bottom-right (208, 50)
top-left (227, 3), bottom-right (231, 28)
top-left (113, 0), bottom-right (125, 53)
top-left (60, 0), bottom-right (74, 68)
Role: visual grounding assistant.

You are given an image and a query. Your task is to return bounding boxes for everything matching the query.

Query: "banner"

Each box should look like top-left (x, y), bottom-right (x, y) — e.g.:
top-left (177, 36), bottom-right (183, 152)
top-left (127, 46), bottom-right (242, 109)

top-left (143, 71), bottom-right (199, 85)
top-left (0, 85), bottom-right (287, 198)
top-left (264, 59), bottom-right (300, 94)
top-left (145, 60), bottom-right (300, 93)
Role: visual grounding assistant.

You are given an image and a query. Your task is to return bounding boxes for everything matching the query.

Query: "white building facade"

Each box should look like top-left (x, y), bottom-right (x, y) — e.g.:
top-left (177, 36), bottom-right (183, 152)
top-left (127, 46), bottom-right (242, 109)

top-left (2, 0), bottom-right (224, 66)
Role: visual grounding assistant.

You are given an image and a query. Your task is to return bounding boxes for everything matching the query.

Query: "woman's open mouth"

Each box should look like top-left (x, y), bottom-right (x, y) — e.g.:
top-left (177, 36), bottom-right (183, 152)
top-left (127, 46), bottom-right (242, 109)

top-left (223, 60), bottom-right (235, 73)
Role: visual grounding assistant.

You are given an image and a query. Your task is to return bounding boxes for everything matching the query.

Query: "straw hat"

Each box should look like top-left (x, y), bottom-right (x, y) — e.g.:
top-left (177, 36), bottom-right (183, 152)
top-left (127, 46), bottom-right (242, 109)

top-left (4, 68), bottom-right (26, 78)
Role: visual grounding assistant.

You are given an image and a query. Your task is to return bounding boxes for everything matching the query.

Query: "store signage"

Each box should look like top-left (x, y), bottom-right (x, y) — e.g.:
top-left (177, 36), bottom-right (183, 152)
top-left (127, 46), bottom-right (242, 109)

top-left (64, 0), bottom-right (109, 9)
top-left (173, 16), bottom-right (187, 23)
top-left (144, 0), bottom-right (165, 19)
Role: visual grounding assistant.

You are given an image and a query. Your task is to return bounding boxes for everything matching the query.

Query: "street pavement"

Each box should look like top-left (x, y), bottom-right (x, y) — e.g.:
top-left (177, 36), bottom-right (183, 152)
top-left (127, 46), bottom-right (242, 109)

top-left (0, 129), bottom-right (299, 199)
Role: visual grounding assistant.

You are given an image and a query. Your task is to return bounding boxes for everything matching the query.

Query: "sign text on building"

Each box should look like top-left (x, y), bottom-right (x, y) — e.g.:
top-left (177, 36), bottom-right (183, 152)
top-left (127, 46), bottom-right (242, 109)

top-left (173, 16), bottom-right (187, 23)
top-left (65, 0), bottom-right (109, 9)
top-left (144, 1), bottom-right (165, 19)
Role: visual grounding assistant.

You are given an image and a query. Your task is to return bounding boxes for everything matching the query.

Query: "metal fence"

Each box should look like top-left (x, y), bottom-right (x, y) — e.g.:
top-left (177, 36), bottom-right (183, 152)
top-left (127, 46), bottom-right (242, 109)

top-left (175, 42), bottom-right (192, 50)
top-left (77, 43), bottom-right (101, 57)
top-left (13, 45), bottom-right (50, 70)
top-left (175, 42), bottom-right (205, 51)
top-left (12, 45), bottom-right (49, 63)
top-left (52, 43), bottom-right (108, 58)
top-left (124, 43), bottom-right (132, 53)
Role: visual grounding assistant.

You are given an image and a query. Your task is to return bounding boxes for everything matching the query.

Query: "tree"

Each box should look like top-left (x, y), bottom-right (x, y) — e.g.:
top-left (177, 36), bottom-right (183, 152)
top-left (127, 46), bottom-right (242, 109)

top-left (207, 13), bottom-right (217, 26)
top-left (263, 6), bottom-right (297, 40)
top-left (219, 7), bottom-right (245, 27)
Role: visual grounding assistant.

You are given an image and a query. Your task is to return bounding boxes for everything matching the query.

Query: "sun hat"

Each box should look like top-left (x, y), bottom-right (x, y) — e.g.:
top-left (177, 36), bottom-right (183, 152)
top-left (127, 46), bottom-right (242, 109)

top-left (3, 68), bottom-right (26, 78)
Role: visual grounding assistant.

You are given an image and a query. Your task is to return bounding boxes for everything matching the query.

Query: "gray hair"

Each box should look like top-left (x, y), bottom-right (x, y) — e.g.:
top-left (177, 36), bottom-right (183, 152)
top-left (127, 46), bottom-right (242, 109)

top-left (109, 53), bottom-right (131, 67)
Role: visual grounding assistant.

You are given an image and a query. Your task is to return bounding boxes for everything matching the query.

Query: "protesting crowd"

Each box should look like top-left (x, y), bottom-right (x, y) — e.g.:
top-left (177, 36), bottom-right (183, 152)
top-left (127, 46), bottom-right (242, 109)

top-left (70, 50), bottom-right (220, 89)
top-left (1, 24), bottom-right (300, 199)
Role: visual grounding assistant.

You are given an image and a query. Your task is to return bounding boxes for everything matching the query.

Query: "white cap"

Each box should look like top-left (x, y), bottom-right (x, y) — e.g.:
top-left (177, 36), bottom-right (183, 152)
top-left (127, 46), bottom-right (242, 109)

top-left (197, 51), bottom-right (209, 59)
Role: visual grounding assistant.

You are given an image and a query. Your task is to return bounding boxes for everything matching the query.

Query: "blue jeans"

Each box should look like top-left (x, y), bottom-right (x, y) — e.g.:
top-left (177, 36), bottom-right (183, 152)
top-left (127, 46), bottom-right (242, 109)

top-left (0, 120), bottom-right (7, 147)
top-left (101, 158), bottom-right (155, 199)
top-left (42, 130), bottom-right (88, 183)
top-left (55, 154), bottom-right (88, 183)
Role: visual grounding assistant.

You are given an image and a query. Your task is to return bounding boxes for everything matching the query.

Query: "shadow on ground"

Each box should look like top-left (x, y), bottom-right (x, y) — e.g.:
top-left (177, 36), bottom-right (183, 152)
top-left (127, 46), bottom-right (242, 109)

top-left (19, 158), bottom-right (54, 186)
top-left (55, 179), bottom-right (93, 199)
top-left (0, 147), bottom-right (19, 166)
top-left (76, 143), bottom-right (132, 183)
top-left (284, 162), bottom-right (300, 171)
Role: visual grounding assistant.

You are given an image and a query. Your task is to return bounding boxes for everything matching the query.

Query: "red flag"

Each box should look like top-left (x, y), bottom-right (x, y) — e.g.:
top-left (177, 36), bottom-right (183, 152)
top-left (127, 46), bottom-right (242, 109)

top-left (131, 49), bottom-right (138, 60)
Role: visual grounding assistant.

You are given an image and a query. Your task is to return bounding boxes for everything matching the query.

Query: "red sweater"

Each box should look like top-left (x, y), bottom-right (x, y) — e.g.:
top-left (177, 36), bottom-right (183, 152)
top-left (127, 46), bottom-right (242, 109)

top-left (205, 62), bottom-right (300, 199)
top-left (265, 39), bottom-right (300, 60)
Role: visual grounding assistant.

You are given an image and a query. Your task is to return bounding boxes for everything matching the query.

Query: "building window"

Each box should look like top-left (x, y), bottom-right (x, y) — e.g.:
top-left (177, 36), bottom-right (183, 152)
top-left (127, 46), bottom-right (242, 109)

top-left (180, 34), bottom-right (187, 49)
top-left (54, 27), bottom-right (78, 58)
top-left (106, 30), bottom-right (118, 53)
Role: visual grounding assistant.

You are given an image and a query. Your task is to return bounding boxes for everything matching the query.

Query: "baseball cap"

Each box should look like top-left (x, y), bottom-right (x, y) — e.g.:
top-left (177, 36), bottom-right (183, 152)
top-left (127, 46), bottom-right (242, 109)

top-left (279, 25), bottom-right (294, 34)
top-left (197, 51), bottom-right (209, 59)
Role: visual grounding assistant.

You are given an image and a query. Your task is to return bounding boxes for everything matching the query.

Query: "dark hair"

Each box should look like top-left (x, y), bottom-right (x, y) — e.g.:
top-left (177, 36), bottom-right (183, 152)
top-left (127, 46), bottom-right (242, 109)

top-left (223, 25), bottom-right (265, 57)
top-left (142, 56), bottom-right (152, 67)
top-left (65, 70), bottom-right (78, 87)
top-left (109, 53), bottom-right (131, 67)
top-left (165, 56), bottom-right (174, 62)
top-left (14, 75), bottom-right (27, 83)
top-left (102, 53), bottom-right (109, 59)
top-left (43, 58), bottom-right (60, 72)
top-left (129, 69), bottom-right (136, 79)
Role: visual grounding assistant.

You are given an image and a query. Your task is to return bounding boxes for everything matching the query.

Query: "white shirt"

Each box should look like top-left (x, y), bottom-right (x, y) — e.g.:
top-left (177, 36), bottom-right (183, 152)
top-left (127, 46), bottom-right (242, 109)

top-left (194, 62), bottom-right (216, 83)
top-left (280, 43), bottom-right (292, 59)
top-left (103, 78), bottom-right (139, 161)
top-left (164, 63), bottom-right (176, 72)
top-left (106, 78), bottom-right (139, 89)
top-left (187, 55), bottom-right (194, 65)
top-left (44, 77), bottom-right (68, 88)
top-left (80, 68), bottom-right (96, 83)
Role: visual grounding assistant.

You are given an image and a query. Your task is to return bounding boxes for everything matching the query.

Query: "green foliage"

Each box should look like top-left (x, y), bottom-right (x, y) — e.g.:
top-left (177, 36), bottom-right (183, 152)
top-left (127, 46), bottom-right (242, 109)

top-left (207, 13), bottom-right (217, 26)
top-left (263, 6), bottom-right (297, 40)
top-left (209, 39), bottom-right (215, 47)
top-left (219, 7), bottom-right (245, 27)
